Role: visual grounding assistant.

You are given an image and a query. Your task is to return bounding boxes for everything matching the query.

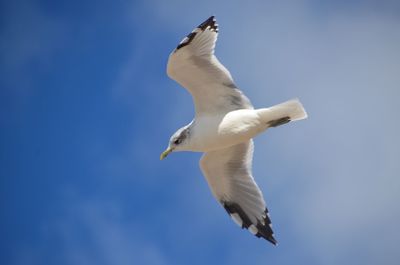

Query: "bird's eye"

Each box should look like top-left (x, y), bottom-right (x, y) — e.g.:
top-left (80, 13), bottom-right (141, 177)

top-left (174, 138), bottom-right (182, 145)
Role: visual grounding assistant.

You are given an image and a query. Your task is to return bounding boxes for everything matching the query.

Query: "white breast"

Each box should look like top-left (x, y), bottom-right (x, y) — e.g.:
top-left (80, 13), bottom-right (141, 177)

top-left (188, 109), bottom-right (265, 152)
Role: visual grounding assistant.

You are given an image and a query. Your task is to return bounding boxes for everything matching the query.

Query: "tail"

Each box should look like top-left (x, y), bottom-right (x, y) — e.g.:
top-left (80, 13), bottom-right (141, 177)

top-left (258, 99), bottom-right (308, 127)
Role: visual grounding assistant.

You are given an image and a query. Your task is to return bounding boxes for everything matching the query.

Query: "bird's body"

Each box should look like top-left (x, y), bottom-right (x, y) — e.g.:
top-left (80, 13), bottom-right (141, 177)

top-left (161, 16), bottom-right (307, 245)
top-left (183, 101), bottom-right (306, 152)
top-left (185, 110), bottom-right (261, 152)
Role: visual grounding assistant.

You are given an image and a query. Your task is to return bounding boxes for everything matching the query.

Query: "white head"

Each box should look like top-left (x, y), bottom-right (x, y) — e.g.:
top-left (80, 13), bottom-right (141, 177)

top-left (160, 126), bottom-right (191, 160)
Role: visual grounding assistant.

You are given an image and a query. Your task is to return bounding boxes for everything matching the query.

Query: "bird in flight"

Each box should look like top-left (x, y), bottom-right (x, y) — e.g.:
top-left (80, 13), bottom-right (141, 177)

top-left (161, 16), bottom-right (307, 245)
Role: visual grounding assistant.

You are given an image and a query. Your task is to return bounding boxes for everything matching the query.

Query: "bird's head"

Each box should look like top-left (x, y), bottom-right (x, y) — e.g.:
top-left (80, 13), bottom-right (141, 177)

top-left (160, 126), bottom-right (190, 160)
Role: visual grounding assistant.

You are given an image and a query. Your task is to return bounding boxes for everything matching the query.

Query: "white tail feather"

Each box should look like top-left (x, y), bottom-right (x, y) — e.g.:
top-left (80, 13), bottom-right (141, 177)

top-left (258, 98), bottom-right (308, 124)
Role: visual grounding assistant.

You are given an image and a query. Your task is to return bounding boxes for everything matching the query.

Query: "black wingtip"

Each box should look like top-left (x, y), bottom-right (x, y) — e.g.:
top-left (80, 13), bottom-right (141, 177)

top-left (197, 15), bottom-right (218, 32)
top-left (255, 208), bottom-right (278, 245)
top-left (222, 201), bottom-right (278, 246)
top-left (174, 16), bottom-right (218, 51)
top-left (267, 235), bottom-right (278, 246)
top-left (256, 232), bottom-right (278, 245)
top-left (255, 226), bottom-right (278, 246)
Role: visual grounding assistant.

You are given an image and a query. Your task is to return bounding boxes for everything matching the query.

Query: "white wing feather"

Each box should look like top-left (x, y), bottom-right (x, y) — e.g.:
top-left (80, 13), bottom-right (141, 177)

top-left (167, 16), bottom-right (253, 116)
top-left (200, 140), bottom-right (277, 244)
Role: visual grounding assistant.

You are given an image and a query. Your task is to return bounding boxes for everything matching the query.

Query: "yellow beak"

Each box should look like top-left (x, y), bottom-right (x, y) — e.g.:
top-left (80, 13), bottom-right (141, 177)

top-left (160, 148), bottom-right (173, 160)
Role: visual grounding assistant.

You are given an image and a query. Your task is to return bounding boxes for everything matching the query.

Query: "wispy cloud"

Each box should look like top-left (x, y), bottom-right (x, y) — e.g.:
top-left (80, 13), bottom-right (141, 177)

top-left (1, 0), bottom-right (67, 86)
top-left (38, 195), bottom-right (167, 265)
top-left (0, 0), bottom-right (69, 125)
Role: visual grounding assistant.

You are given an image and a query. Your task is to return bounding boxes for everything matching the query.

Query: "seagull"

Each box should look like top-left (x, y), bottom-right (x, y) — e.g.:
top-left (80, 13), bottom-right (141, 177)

top-left (160, 16), bottom-right (307, 245)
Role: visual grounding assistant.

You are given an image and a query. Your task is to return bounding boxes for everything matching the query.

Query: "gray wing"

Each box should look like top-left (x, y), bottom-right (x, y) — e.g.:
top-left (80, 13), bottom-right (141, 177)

top-left (200, 140), bottom-right (277, 245)
top-left (167, 16), bottom-right (253, 116)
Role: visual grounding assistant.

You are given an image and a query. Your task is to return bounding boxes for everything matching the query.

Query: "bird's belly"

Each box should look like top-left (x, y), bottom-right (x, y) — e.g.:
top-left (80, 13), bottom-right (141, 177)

top-left (190, 110), bottom-right (265, 152)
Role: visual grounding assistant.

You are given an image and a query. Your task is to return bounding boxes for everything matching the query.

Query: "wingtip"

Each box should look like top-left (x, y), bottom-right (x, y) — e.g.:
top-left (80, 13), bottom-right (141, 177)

top-left (256, 229), bottom-right (278, 246)
top-left (197, 15), bottom-right (218, 32)
top-left (267, 235), bottom-right (278, 246)
top-left (255, 207), bottom-right (278, 246)
top-left (222, 201), bottom-right (278, 246)
top-left (174, 16), bottom-right (218, 52)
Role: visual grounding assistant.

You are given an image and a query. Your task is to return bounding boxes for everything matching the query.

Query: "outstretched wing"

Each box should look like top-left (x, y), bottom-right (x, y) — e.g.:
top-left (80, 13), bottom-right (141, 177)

top-left (200, 140), bottom-right (277, 245)
top-left (167, 16), bottom-right (253, 116)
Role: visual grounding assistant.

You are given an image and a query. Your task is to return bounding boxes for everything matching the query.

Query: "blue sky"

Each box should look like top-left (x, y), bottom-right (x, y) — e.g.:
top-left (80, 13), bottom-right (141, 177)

top-left (1, 0), bottom-right (400, 264)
